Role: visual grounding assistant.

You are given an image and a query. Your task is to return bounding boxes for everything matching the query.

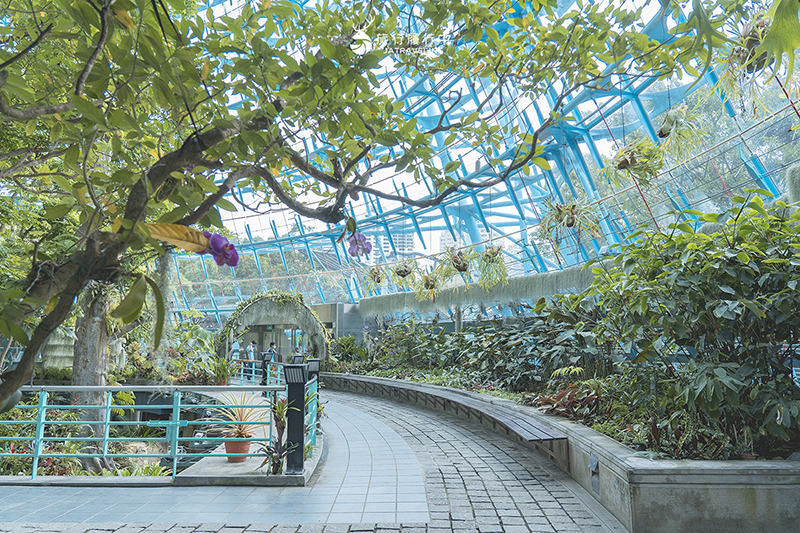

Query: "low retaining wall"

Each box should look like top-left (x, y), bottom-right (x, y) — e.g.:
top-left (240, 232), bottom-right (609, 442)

top-left (322, 373), bottom-right (800, 533)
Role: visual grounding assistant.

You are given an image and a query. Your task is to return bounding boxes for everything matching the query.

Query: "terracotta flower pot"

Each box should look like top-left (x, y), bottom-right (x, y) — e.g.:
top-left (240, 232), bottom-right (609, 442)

top-left (224, 439), bottom-right (251, 463)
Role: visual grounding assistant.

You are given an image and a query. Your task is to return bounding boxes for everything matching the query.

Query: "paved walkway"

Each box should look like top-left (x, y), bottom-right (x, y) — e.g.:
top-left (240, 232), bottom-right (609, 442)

top-left (0, 389), bottom-right (625, 533)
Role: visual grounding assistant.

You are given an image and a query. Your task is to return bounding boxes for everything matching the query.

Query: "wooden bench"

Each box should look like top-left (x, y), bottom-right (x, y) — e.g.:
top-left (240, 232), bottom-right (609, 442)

top-left (320, 373), bottom-right (568, 469)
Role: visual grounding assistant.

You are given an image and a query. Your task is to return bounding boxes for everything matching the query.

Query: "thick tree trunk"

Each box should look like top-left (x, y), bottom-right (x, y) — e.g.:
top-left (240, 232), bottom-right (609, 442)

top-left (71, 288), bottom-right (115, 473)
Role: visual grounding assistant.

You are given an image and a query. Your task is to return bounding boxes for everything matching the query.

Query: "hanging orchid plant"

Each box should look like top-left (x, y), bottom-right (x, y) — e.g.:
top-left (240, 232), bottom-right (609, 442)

top-left (199, 231), bottom-right (239, 267)
top-left (538, 198), bottom-right (602, 258)
top-left (477, 245), bottom-right (507, 290)
top-left (365, 266), bottom-right (384, 292)
top-left (415, 272), bottom-right (438, 301)
top-left (391, 259), bottom-right (418, 289)
top-left (335, 217), bottom-right (371, 258)
top-left (433, 246), bottom-right (479, 287)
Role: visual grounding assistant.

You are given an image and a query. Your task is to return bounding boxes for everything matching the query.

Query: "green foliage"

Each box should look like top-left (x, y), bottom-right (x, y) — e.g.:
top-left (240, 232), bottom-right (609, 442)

top-left (33, 365), bottom-right (73, 383)
top-left (110, 343), bottom-right (173, 384)
top-left (538, 199), bottom-right (602, 258)
top-left (329, 335), bottom-right (368, 363)
top-left (563, 197), bottom-right (800, 446)
top-left (0, 394), bottom-right (83, 476)
top-left (204, 393), bottom-right (270, 439)
top-left (477, 245), bottom-right (508, 291)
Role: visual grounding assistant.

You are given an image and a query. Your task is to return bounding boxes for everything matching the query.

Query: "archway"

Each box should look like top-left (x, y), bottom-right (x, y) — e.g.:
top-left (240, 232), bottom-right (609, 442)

top-left (217, 291), bottom-right (329, 362)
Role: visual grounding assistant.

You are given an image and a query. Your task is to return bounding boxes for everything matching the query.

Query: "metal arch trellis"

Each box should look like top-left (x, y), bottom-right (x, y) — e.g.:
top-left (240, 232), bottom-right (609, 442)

top-left (168, 0), bottom-right (793, 324)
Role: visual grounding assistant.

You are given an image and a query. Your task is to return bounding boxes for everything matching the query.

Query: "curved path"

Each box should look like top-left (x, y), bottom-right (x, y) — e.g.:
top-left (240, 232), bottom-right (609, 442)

top-left (0, 390), bottom-right (625, 533)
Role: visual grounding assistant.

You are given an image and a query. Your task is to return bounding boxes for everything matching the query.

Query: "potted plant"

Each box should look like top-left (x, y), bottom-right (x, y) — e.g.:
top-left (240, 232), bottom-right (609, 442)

top-left (477, 245), bottom-right (508, 290)
top-left (656, 104), bottom-right (705, 161)
top-left (538, 198), bottom-right (602, 257)
top-left (206, 393), bottom-right (270, 462)
top-left (712, 13), bottom-right (774, 115)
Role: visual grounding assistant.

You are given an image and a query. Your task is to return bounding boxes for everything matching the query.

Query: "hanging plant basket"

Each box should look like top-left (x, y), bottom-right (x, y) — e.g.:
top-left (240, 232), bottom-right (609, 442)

top-left (656, 104), bottom-right (705, 161)
top-left (735, 18), bottom-right (772, 73)
top-left (414, 273), bottom-right (438, 301)
top-left (604, 136), bottom-right (665, 187)
top-left (538, 198), bottom-right (602, 258)
top-left (365, 266), bottom-right (384, 292)
top-left (452, 251), bottom-right (469, 272)
top-left (432, 246), bottom-right (478, 288)
top-left (391, 259), bottom-right (418, 289)
top-left (477, 245), bottom-right (507, 291)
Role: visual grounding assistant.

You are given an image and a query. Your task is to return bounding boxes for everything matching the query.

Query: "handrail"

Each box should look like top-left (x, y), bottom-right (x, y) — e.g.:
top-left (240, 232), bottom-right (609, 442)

top-left (1, 385), bottom-right (286, 481)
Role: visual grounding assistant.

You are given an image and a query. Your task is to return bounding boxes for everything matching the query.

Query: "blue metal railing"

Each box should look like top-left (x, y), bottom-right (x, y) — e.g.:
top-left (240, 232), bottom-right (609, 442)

top-left (232, 356), bottom-right (283, 385)
top-left (0, 385), bottom-right (284, 480)
top-left (305, 376), bottom-right (318, 449)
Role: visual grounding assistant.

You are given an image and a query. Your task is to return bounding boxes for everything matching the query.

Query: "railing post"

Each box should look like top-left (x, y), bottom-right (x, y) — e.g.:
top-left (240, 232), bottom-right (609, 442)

top-left (307, 358), bottom-right (320, 383)
top-left (284, 364), bottom-right (307, 475)
top-left (32, 391), bottom-right (47, 480)
top-left (306, 378), bottom-right (318, 448)
top-left (103, 391), bottom-right (113, 459)
top-left (170, 390), bottom-right (181, 478)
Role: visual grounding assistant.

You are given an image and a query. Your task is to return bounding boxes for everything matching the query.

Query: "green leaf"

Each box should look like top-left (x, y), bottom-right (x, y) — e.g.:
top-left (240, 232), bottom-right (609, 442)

top-left (144, 276), bottom-right (165, 349)
top-left (43, 203), bottom-right (72, 219)
top-left (70, 95), bottom-right (106, 127)
top-left (530, 157), bottom-right (551, 170)
top-left (736, 251), bottom-right (750, 264)
top-left (110, 274), bottom-right (147, 323)
top-left (444, 160), bottom-right (461, 173)
top-left (760, 0), bottom-right (800, 80)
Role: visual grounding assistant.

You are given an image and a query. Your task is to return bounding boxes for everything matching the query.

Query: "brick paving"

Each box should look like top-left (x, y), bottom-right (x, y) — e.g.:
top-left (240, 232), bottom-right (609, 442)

top-left (0, 389), bottom-right (625, 533)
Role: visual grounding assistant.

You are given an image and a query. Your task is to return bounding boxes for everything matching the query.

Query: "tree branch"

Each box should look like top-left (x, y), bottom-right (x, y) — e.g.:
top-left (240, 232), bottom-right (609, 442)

top-left (174, 167), bottom-right (252, 225)
top-left (0, 71), bottom-right (76, 120)
top-left (0, 23), bottom-right (54, 70)
top-left (75, 3), bottom-right (111, 95)
top-left (0, 147), bottom-right (70, 179)
top-left (252, 166), bottom-right (345, 223)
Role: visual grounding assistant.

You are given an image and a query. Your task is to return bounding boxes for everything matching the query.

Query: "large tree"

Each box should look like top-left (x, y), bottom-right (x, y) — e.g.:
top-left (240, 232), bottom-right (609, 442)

top-left (1, 0), bottom-right (799, 406)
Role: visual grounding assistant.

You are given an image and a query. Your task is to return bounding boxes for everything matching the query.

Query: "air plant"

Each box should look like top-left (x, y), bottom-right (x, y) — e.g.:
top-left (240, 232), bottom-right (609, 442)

top-left (538, 198), bottom-right (602, 258)
top-left (477, 245), bottom-right (508, 290)
top-left (391, 259), bottom-right (418, 289)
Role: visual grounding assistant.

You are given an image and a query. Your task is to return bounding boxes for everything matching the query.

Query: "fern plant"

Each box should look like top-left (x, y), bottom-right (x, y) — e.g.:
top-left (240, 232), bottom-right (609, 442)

top-left (433, 246), bottom-right (478, 287)
top-left (603, 136), bottom-right (665, 187)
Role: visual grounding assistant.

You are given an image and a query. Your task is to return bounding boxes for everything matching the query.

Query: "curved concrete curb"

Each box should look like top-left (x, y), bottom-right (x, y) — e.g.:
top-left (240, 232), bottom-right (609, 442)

top-left (322, 372), bottom-right (800, 533)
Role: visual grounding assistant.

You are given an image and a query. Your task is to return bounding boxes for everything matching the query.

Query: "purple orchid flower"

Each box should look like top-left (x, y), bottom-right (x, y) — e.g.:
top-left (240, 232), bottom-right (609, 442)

top-left (347, 231), bottom-right (372, 257)
top-left (198, 231), bottom-right (239, 267)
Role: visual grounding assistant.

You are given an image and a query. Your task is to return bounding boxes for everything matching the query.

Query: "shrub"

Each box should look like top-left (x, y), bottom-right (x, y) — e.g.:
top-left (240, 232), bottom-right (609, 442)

top-left (563, 196), bottom-right (800, 448)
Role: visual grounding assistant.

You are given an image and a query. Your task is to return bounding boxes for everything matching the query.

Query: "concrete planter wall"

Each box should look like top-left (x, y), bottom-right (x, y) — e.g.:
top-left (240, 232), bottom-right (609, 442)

top-left (322, 373), bottom-right (800, 533)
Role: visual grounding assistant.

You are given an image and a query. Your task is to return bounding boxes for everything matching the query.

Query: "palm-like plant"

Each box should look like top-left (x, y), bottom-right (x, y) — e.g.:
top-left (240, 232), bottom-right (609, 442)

top-left (206, 393), bottom-right (269, 439)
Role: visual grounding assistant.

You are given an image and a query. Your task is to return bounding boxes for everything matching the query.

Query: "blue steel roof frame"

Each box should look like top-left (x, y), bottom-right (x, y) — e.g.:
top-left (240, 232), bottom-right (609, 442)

top-left (171, 0), bottom-right (790, 322)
